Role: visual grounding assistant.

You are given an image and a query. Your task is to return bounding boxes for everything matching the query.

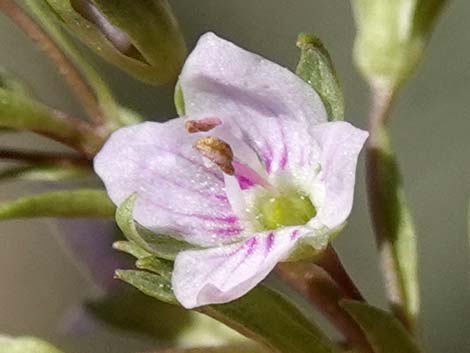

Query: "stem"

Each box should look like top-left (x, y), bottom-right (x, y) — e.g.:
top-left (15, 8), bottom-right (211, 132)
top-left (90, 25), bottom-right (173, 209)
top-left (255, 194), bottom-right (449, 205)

top-left (0, 148), bottom-right (92, 167)
top-left (316, 245), bottom-right (364, 301)
top-left (276, 263), bottom-right (373, 353)
top-left (0, 0), bottom-right (103, 124)
top-left (366, 82), bottom-right (416, 332)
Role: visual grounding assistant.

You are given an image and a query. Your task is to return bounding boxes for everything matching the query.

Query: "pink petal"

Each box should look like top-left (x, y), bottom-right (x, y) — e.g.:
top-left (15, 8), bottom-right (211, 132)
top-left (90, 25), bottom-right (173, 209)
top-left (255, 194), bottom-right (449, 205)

top-left (179, 32), bottom-right (327, 174)
top-left (311, 121), bottom-right (368, 229)
top-left (172, 226), bottom-right (309, 308)
top-left (94, 119), bottom-right (244, 247)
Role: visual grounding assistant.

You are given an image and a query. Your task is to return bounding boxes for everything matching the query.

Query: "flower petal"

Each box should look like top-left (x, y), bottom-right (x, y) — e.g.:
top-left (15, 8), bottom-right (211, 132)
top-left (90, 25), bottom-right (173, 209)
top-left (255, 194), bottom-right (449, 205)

top-left (311, 121), bottom-right (368, 228)
top-left (179, 32), bottom-right (328, 174)
top-left (172, 226), bottom-right (309, 308)
top-left (94, 119), bottom-right (244, 247)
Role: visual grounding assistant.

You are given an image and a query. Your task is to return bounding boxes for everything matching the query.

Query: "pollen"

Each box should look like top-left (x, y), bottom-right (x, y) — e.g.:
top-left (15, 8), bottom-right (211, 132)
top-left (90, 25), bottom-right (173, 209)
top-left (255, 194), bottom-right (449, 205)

top-left (194, 136), bottom-right (234, 174)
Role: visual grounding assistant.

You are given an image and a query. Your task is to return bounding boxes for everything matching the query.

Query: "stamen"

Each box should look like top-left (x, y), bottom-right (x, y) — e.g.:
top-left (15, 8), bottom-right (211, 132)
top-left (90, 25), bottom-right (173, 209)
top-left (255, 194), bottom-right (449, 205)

top-left (194, 136), bottom-right (234, 175)
top-left (185, 117), bottom-right (222, 133)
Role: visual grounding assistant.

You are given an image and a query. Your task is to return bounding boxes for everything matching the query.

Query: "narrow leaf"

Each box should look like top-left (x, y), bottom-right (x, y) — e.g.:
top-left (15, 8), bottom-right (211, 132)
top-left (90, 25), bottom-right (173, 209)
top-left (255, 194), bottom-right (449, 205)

top-left (368, 128), bottom-right (419, 331)
top-left (296, 33), bottom-right (344, 121)
top-left (116, 194), bottom-right (196, 259)
top-left (0, 189), bottom-right (115, 220)
top-left (0, 336), bottom-right (64, 353)
top-left (0, 164), bottom-right (92, 182)
top-left (201, 285), bottom-right (339, 353)
top-left (341, 300), bottom-right (422, 353)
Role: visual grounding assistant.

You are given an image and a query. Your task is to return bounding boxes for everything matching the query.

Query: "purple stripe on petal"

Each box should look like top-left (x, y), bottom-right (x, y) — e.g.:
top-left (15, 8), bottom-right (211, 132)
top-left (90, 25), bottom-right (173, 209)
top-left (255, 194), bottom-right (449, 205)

top-left (266, 232), bottom-right (275, 253)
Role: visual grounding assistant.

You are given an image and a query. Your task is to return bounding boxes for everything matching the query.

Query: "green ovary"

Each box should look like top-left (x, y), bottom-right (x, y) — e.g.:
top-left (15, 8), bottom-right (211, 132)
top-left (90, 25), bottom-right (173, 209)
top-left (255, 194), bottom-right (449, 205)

top-left (256, 190), bottom-right (316, 230)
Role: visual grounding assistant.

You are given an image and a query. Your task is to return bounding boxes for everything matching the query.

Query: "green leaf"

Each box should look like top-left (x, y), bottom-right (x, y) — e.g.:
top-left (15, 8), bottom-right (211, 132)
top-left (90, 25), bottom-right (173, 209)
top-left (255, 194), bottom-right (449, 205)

top-left (0, 164), bottom-right (92, 182)
top-left (0, 189), bottom-right (115, 220)
top-left (116, 194), bottom-right (196, 260)
top-left (368, 128), bottom-right (419, 330)
top-left (0, 336), bottom-right (64, 353)
top-left (341, 300), bottom-right (422, 353)
top-left (202, 286), bottom-right (339, 353)
top-left (115, 269), bottom-right (178, 305)
top-left (295, 33), bottom-right (344, 121)
top-left (0, 88), bottom-right (102, 156)
top-left (40, 0), bottom-right (186, 85)
top-left (118, 265), bottom-right (338, 353)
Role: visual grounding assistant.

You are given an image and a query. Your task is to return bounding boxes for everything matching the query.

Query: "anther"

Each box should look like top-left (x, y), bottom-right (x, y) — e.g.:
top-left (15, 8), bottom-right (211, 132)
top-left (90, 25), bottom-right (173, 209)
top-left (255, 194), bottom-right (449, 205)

top-left (194, 136), bottom-right (234, 175)
top-left (185, 117), bottom-right (222, 133)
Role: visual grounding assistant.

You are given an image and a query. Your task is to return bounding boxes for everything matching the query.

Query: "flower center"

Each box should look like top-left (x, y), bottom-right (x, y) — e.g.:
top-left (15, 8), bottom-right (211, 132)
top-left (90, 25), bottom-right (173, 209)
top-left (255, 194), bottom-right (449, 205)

top-left (255, 190), bottom-right (317, 230)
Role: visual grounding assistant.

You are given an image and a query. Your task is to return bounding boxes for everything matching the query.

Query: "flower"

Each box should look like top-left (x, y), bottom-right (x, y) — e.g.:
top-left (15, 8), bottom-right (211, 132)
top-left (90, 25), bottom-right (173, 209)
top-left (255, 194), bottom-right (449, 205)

top-left (94, 33), bottom-right (368, 309)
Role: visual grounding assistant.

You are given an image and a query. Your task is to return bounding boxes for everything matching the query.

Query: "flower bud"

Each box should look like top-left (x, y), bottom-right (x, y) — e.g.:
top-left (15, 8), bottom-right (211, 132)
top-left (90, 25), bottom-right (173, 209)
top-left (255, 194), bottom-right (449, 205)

top-left (351, 0), bottom-right (448, 89)
top-left (41, 0), bottom-right (186, 84)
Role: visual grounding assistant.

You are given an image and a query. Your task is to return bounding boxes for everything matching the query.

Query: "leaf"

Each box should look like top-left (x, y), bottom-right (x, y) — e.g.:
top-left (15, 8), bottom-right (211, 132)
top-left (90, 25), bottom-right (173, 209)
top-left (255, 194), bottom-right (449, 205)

top-left (0, 189), bottom-right (115, 220)
top-left (115, 269), bottom-right (178, 305)
top-left (0, 164), bottom-right (92, 182)
top-left (39, 0), bottom-right (186, 85)
top-left (201, 285), bottom-right (339, 353)
top-left (368, 128), bottom-right (419, 330)
top-left (0, 336), bottom-right (64, 353)
top-left (116, 194), bottom-right (196, 260)
top-left (295, 33), bottom-right (344, 121)
top-left (0, 88), bottom-right (102, 155)
top-left (341, 300), bottom-right (422, 353)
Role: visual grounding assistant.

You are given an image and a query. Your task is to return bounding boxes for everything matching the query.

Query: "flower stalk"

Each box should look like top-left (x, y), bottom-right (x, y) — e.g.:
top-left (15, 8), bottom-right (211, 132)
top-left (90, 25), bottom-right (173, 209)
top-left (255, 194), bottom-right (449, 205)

top-left (0, 0), bottom-right (103, 125)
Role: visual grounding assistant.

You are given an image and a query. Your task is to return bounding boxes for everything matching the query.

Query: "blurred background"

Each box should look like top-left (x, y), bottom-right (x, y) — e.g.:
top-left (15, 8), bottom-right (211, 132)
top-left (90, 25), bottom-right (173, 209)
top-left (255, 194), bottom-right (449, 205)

top-left (0, 0), bottom-right (469, 352)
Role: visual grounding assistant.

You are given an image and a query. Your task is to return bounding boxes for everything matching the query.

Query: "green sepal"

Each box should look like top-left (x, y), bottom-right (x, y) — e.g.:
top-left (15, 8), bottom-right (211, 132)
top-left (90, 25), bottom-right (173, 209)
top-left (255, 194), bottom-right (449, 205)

top-left (0, 189), bottom-right (115, 220)
top-left (370, 127), bottom-right (419, 329)
top-left (116, 194), bottom-right (196, 260)
top-left (0, 164), bottom-right (92, 183)
top-left (341, 300), bottom-right (422, 353)
top-left (0, 336), bottom-right (64, 353)
top-left (0, 88), bottom-right (102, 156)
top-left (136, 256), bottom-right (173, 281)
top-left (115, 269), bottom-right (178, 305)
top-left (295, 33), bottom-right (344, 121)
top-left (113, 240), bottom-right (151, 259)
top-left (174, 82), bottom-right (186, 116)
top-left (42, 0), bottom-right (186, 85)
